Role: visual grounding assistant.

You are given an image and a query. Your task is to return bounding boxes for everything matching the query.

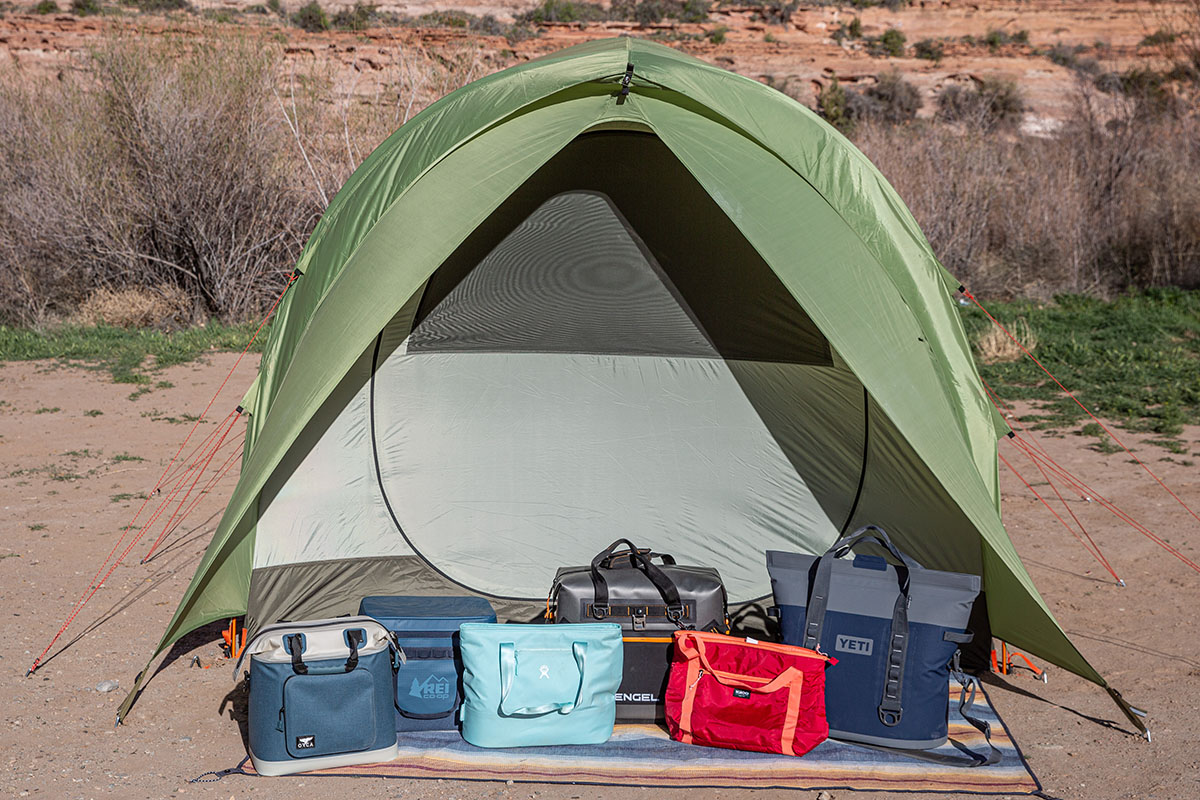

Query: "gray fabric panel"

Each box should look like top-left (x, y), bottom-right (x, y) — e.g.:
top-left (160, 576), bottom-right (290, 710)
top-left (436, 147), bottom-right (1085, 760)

top-left (245, 555), bottom-right (545, 634)
top-left (766, 550), bottom-right (979, 628)
top-left (372, 349), bottom-right (857, 602)
top-left (408, 191), bottom-right (717, 358)
top-left (254, 295), bottom-right (425, 570)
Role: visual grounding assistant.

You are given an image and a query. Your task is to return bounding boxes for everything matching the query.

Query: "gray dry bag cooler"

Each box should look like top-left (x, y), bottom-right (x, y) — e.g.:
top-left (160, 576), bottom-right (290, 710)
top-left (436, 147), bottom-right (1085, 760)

top-left (550, 538), bottom-right (728, 721)
top-left (237, 616), bottom-right (403, 776)
top-left (357, 595), bottom-right (496, 731)
top-left (767, 526), bottom-right (980, 750)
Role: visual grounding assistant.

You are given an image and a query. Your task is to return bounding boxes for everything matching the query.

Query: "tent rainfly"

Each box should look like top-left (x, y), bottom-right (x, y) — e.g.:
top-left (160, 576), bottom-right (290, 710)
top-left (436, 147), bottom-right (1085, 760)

top-left (119, 37), bottom-right (1143, 733)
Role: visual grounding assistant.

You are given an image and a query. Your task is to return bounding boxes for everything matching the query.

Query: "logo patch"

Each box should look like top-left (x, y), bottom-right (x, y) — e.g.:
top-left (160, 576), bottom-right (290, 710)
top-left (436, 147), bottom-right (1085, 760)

top-left (295, 735), bottom-right (315, 750)
top-left (615, 692), bottom-right (658, 703)
top-left (538, 665), bottom-right (551, 680)
top-left (732, 688), bottom-right (751, 699)
top-left (834, 634), bottom-right (874, 656)
top-left (409, 675), bottom-right (453, 700)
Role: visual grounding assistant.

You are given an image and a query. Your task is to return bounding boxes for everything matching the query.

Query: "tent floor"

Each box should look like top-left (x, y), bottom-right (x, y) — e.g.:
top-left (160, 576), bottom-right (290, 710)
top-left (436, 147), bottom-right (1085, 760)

top-left (236, 681), bottom-right (1038, 794)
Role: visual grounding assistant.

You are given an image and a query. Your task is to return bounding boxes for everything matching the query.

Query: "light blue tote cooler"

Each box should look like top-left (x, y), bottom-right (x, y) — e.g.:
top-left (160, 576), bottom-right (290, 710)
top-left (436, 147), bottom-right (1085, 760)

top-left (459, 622), bottom-right (623, 748)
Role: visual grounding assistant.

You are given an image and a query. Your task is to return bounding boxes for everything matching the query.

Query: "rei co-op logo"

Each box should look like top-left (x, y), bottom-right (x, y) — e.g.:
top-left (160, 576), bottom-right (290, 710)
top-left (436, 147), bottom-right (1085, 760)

top-left (834, 634), bottom-right (874, 656)
top-left (410, 675), bottom-right (453, 700)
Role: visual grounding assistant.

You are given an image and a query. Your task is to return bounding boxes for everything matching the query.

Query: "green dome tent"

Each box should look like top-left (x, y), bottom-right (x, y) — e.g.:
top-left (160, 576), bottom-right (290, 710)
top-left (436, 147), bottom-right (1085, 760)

top-left (120, 37), bottom-right (1141, 731)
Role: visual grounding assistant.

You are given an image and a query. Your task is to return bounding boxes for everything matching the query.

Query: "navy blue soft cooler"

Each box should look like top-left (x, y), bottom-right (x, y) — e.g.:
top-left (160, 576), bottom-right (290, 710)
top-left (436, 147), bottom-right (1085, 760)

top-left (767, 526), bottom-right (980, 749)
top-left (358, 595), bottom-right (496, 731)
top-left (237, 616), bottom-right (401, 776)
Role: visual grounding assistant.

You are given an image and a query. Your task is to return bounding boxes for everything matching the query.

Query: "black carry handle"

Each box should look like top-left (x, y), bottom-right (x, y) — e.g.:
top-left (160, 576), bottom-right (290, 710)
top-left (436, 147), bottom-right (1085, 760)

top-left (600, 547), bottom-right (677, 570)
top-left (801, 526), bottom-right (914, 727)
top-left (589, 538), bottom-right (685, 624)
top-left (285, 630), bottom-right (363, 676)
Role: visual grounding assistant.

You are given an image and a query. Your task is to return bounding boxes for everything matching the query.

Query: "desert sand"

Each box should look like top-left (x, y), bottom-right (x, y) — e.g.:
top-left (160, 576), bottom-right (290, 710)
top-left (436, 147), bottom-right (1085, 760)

top-left (3, 351), bottom-right (1200, 799)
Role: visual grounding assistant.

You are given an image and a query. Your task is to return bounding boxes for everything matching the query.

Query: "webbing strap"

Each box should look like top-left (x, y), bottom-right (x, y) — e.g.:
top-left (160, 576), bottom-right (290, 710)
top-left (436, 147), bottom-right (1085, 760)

top-left (498, 641), bottom-right (587, 717)
top-left (950, 652), bottom-right (1002, 766)
top-left (802, 526), bottom-right (913, 726)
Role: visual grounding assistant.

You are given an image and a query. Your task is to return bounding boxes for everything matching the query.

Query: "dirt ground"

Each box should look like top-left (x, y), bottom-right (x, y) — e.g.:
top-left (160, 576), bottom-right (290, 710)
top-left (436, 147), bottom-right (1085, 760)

top-left (3, 353), bottom-right (1200, 800)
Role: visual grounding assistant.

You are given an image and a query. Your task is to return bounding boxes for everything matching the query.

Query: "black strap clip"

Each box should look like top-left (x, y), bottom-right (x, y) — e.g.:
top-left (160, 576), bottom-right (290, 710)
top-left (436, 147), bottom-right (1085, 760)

top-left (618, 62), bottom-right (634, 103)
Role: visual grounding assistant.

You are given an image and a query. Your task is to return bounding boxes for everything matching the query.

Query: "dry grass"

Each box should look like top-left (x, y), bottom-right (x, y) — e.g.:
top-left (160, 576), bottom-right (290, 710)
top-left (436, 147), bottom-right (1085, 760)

top-left (975, 316), bottom-right (1038, 363)
top-left (71, 286), bottom-right (192, 330)
top-left (856, 84), bottom-right (1200, 298)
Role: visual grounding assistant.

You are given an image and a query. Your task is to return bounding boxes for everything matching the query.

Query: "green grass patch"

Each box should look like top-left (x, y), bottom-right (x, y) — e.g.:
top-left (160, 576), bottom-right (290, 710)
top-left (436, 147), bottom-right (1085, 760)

top-left (34, 407), bottom-right (61, 414)
top-left (965, 289), bottom-right (1200, 442)
top-left (0, 322), bottom-right (263, 383)
top-left (110, 492), bottom-right (148, 503)
top-left (27, 523), bottom-right (46, 531)
top-left (112, 452), bottom-right (145, 462)
top-left (9, 464), bottom-right (85, 482)
top-left (84, 409), bottom-right (104, 417)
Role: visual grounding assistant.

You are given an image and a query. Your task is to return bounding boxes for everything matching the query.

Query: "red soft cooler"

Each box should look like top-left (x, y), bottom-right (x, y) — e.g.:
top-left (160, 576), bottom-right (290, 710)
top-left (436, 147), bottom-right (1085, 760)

top-left (665, 631), bottom-right (833, 757)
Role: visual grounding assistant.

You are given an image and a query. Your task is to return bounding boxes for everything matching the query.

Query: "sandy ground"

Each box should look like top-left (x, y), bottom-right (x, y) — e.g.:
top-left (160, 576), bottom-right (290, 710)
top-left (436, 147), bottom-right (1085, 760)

top-left (3, 353), bottom-right (1200, 799)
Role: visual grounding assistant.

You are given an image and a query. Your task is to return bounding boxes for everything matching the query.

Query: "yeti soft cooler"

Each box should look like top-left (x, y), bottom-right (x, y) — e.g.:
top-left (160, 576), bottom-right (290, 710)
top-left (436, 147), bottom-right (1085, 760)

top-left (358, 595), bottom-right (497, 731)
top-left (238, 616), bottom-right (402, 776)
top-left (767, 526), bottom-right (981, 750)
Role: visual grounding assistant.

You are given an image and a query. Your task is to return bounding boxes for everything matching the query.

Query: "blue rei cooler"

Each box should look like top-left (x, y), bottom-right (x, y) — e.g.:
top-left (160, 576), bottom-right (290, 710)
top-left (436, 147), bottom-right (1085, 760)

top-left (237, 616), bottom-right (403, 776)
top-left (767, 526), bottom-right (981, 750)
top-left (458, 622), bottom-right (623, 748)
top-left (357, 595), bottom-right (497, 731)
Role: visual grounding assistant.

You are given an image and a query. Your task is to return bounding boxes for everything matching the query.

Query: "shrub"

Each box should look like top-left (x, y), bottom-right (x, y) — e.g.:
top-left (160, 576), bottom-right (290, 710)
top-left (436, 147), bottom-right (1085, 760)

top-left (34, 0), bottom-right (58, 13)
top-left (505, 22), bottom-right (537, 43)
top-left (759, 0), bottom-right (797, 26)
top-left (975, 317), bottom-right (1037, 364)
top-left (0, 38), bottom-right (317, 326)
top-left (332, 2), bottom-right (375, 29)
top-left (135, 0), bottom-right (189, 11)
top-left (936, 79), bottom-right (1024, 130)
top-left (292, 1), bottom-right (329, 31)
top-left (72, 286), bottom-right (192, 329)
top-left (676, 0), bottom-right (709, 23)
top-left (847, 69), bottom-right (921, 124)
top-left (70, 0), bottom-right (100, 14)
top-left (983, 28), bottom-right (1029, 51)
top-left (707, 24), bottom-right (727, 44)
top-left (1095, 68), bottom-right (1173, 113)
top-left (1140, 28), bottom-right (1177, 47)
top-left (913, 38), bottom-right (944, 62)
top-left (867, 28), bottom-right (905, 57)
top-left (816, 76), bottom-right (852, 133)
top-left (519, 0), bottom-right (606, 23)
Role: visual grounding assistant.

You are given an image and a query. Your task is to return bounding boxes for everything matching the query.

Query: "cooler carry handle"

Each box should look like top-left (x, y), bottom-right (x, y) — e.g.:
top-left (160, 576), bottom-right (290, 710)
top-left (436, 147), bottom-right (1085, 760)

top-left (830, 525), bottom-right (922, 570)
top-left (802, 525), bottom-right (912, 727)
top-left (599, 547), bottom-right (677, 569)
top-left (497, 641), bottom-right (588, 717)
top-left (677, 633), bottom-right (805, 695)
top-left (589, 538), bottom-right (685, 624)
top-left (285, 630), bottom-right (366, 676)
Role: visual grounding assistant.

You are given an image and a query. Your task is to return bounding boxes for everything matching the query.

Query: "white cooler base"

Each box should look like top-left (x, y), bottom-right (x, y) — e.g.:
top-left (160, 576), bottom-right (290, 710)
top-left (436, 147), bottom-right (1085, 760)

top-left (250, 742), bottom-right (398, 776)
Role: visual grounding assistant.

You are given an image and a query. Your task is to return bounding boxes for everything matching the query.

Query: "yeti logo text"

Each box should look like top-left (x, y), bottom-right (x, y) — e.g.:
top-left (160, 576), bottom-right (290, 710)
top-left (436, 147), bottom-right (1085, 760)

top-left (538, 665), bottom-right (551, 679)
top-left (410, 675), bottom-right (453, 700)
top-left (295, 735), bottom-right (315, 750)
top-left (834, 634), bottom-right (873, 656)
